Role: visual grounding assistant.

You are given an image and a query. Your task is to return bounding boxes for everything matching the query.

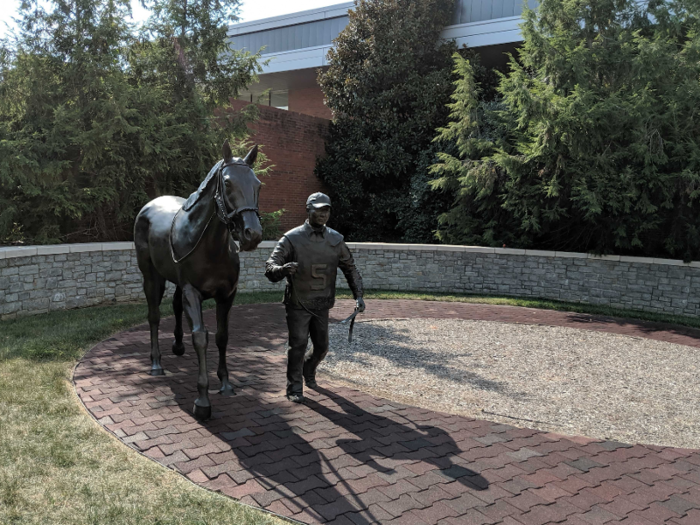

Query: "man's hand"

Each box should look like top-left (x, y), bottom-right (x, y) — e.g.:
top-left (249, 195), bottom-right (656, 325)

top-left (282, 262), bottom-right (299, 276)
top-left (356, 297), bottom-right (365, 313)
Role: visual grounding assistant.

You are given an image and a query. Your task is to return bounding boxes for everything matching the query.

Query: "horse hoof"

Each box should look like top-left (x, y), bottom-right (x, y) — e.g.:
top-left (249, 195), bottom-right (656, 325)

top-left (172, 341), bottom-right (185, 356)
top-left (193, 402), bottom-right (211, 421)
top-left (149, 367), bottom-right (165, 376)
top-left (218, 385), bottom-right (236, 397)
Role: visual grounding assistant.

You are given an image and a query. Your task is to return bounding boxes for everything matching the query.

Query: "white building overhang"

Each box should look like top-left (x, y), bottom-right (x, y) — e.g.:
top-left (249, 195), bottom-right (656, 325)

top-left (256, 16), bottom-right (524, 74)
top-left (229, 1), bottom-right (534, 75)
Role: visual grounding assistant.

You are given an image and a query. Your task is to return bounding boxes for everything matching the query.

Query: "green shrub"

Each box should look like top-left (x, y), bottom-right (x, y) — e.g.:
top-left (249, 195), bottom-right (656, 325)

top-left (0, 0), bottom-right (262, 244)
top-left (260, 209), bottom-right (285, 240)
top-left (316, 0), bottom-right (457, 242)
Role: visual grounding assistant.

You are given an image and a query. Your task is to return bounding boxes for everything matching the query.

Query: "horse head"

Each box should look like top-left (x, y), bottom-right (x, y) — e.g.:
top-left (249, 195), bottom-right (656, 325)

top-left (218, 141), bottom-right (263, 252)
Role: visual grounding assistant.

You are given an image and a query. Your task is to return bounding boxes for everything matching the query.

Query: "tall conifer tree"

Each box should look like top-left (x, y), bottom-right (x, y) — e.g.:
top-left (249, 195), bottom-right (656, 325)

top-left (0, 0), bottom-right (135, 241)
top-left (432, 0), bottom-right (700, 259)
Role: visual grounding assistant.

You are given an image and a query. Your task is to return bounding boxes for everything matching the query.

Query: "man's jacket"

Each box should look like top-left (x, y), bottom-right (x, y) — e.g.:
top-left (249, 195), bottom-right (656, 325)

top-left (265, 220), bottom-right (363, 310)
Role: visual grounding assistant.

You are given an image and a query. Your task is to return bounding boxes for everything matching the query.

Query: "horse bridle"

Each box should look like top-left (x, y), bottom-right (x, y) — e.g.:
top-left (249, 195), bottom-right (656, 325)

top-left (170, 159), bottom-right (260, 264)
top-left (213, 159), bottom-right (261, 236)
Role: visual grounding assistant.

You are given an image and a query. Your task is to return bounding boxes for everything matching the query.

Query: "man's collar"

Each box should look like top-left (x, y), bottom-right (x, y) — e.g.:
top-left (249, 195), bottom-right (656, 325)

top-left (304, 219), bottom-right (325, 237)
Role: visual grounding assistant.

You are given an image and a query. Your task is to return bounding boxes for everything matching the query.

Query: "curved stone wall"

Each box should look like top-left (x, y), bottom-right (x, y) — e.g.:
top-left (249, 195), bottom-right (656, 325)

top-left (1, 242), bottom-right (698, 319)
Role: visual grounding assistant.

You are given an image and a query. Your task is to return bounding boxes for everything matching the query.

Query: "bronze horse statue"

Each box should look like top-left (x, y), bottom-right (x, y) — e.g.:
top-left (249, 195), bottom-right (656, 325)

top-left (134, 141), bottom-right (263, 420)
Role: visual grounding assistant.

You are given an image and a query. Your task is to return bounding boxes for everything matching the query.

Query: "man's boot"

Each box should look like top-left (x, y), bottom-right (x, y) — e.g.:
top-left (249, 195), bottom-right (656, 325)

top-left (303, 359), bottom-right (318, 388)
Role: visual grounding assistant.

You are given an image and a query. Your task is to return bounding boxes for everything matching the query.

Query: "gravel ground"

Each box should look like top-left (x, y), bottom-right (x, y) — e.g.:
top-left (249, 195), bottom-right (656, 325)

top-left (321, 319), bottom-right (700, 448)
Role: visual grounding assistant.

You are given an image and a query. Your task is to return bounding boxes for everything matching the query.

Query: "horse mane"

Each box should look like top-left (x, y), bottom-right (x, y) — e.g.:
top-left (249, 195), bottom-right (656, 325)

top-left (182, 161), bottom-right (222, 211)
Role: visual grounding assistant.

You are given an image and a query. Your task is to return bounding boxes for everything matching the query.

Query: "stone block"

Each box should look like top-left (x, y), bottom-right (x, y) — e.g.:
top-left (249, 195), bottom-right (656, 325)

top-left (3, 302), bottom-right (20, 314)
top-left (24, 298), bottom-right (49, 310)
top-left (18, 264), bottom-right (39, 276)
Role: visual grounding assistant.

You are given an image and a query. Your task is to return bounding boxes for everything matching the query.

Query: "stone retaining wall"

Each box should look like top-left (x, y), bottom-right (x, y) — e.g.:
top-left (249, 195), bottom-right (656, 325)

top-left (1, 242), bottom-right (698, 319)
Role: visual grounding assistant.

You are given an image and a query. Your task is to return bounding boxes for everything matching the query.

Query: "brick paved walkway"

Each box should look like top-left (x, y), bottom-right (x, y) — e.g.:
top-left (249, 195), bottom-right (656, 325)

top-left (74, 300), bottom-right (700, 524)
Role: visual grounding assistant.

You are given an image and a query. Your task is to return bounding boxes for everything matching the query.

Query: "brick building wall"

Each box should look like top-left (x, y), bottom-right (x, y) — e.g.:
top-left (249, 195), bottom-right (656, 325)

top-left (231, 100), bottom-right (330, 232)
top-left (288, 84), bottom-right (333, 120)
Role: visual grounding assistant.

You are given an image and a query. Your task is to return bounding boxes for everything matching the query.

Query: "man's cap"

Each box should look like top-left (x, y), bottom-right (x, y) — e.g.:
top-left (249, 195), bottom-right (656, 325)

top-left (306, 192), bottom-right (332, 209)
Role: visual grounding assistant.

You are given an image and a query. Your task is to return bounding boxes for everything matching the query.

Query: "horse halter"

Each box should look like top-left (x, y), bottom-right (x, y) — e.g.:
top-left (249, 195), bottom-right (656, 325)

top-left (213, 159), bottom-right (260, 237)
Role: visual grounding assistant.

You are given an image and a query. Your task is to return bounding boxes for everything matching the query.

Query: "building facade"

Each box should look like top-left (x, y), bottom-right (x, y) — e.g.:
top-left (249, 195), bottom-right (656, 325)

top-left (229, 0), bottom-right (536, 119)
top-left (227, 1), bottom-right (535, 229)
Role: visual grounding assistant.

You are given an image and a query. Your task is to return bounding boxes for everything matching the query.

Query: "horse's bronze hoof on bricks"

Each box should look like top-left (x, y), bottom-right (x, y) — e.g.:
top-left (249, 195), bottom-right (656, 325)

top-left (172, 340), bottom-right (185, 356)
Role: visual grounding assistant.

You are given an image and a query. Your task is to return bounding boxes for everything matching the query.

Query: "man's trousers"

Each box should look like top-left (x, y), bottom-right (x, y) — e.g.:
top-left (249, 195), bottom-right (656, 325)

top-left (285, 305), bottom-right (329, 396)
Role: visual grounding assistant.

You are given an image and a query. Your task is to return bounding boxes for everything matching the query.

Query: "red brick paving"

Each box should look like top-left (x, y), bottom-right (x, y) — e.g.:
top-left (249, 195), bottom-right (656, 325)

top-left (74, 299), bottom-right (700, 524)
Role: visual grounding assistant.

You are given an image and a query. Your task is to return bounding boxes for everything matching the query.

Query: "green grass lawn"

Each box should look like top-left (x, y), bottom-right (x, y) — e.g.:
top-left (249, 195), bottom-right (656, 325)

top-left (1, 289), bottom-right (697, 524)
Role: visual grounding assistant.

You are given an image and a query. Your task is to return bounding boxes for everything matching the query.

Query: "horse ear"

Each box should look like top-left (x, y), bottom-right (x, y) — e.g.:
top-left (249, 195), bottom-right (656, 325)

top-left (244, 144), bottom-right (258, 167)
top-left (222, 139), bottom-right (233, 162)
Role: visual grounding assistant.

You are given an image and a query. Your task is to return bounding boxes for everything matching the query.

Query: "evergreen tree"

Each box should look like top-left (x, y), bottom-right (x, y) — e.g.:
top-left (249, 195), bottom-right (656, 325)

top-left (0, 0), bottom-right (261, 243)
top-left (125, 0), bottom-right (261, 208)
top-left (433, 0), bottom-right (700, 260)
top-left (0, 0), bottom-right (136, 242)
top-left (316, 0), bottom-right (457, 242)
top-left (431, 54), bottom-right (511, 246)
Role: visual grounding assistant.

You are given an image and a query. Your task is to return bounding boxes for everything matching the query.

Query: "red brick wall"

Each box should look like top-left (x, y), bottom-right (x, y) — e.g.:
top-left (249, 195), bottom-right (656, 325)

top-left (288, 84), bottom-right (333, 120)
top-left (231, 100), bottom-right (330, 233)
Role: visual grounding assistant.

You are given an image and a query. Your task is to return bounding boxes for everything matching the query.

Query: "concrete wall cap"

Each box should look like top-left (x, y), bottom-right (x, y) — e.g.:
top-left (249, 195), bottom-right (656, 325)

top-left (652, 257), bottom-right (686, 267)
top-left (69, 243), bottom-right (104, 253)
top-left (555, 251), bottom-right (588, 259)
top-left (524, 249), bottom-right (557, 257)
top-left (37, 245), bottom-right (71, 255)
top-left (435, 245), bottom-right (472, 252)
top-left (102, 242), bottom-right (135, 251)
top-left (458, 246), bottom-right (495, 254)
top-left (1, 246), bottom-right (38, 259)
top-left (352, 242), bottom-right (394, 250)
top-left (620, 255), bottom-right (655, 264)
top-left (588, 254), bottom-right (621, 262)
top-left (494, 247), bottom-right (527, 255)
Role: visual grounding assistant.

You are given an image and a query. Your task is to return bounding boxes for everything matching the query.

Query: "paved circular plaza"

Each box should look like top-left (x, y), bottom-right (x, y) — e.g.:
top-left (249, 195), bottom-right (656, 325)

top-left (74, 300), bottom-right (700, 525)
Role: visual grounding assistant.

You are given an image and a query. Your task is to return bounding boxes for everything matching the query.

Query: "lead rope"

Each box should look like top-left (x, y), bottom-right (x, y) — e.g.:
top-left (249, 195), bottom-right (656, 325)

top-left (340, 306), bottom-right (360, 343)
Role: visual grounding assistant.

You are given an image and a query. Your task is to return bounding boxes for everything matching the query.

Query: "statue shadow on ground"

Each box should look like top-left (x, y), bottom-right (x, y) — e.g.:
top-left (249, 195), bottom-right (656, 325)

top-left (158, 346), bottom-right (489, 523)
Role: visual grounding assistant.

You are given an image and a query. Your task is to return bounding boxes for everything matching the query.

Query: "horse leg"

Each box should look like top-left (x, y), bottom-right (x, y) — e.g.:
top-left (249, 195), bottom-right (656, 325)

top-left (143, 271), bottom-right (166, 376)
top-left (216, 294), bottom-right (236, 396)
top-left (171, 286), bottom-right (185, 356)
top-left (181, 284), bottom-right (210, 420)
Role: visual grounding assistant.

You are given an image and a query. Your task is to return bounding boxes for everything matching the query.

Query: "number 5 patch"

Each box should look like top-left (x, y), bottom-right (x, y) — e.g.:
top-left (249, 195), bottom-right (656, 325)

top-left (311, 264), bottom-right (328, 290)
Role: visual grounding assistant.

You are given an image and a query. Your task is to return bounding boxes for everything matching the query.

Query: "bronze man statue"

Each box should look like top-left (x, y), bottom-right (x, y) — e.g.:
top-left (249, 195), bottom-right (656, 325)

top-left (265, 193), bottom-right (365, 403)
